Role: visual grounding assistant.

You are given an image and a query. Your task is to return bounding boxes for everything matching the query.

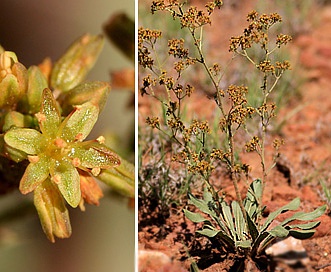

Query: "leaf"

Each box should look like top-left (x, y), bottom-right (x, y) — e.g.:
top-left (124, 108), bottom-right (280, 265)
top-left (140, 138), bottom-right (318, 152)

top-left (246, 212), bottom-right (259, 242)
top-left (196, 228), bottom-right (220, 238)
top-left (184, 209), bottom-right (208, 223)
top-left (61, 102), bottom-right (99, 142)
top-left (281, 205), bottom-right (326, 226)
top-left (232, 201), bottom-right (246, 241)
top-left (5, 128), bottom-right (44, 155)
top-left (235, 240), bottom-right (252, 248)
top-left (261, 197), bottom-right (300, 232)
top-left (221, 202), bottom-right (236, 241)
top-left (244, 179), bottom-right (262, 218)
top-left (19, 154), bottom-right (50, 194)
top-left (34, 178), bottom-right (71, 242)
top-left (286, 221), bottom-right (320, 230)
top-left (289, 229), bottom-right (316, 239)
top-left (268, 225), bottom-right (289, 238)
top-left (50, 159), bottom-right (81, 208)
top-left (188, 193), bottom-right (214, 216)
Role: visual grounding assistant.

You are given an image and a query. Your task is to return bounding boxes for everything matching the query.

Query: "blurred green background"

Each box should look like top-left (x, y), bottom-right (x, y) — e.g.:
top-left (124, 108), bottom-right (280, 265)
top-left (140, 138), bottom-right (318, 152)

top-left (0, 1), bottom-right (135, 271)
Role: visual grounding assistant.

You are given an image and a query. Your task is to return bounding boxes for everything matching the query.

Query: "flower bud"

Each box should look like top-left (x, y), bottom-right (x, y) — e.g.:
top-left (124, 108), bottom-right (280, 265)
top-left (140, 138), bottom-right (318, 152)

top-left (2, 111), bottom-right (34, 131)
top-left (98, 158), bottom-right (134, 198)
top-left (50, 34), bottom-right (104, 93)
top-left (25, 66), bottom-right (48, 114)
top-left (34, 178), bottom-right (72, 242)
top-left (0, 51), bottom-right (28, 109)
top-left (60, 81), bottom-right (110, 115)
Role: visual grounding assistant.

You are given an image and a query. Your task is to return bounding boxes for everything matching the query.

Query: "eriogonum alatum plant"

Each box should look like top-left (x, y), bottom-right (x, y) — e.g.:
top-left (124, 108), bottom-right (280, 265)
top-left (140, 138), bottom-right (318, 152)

top-left (0, 34), bottom-right (134, 242)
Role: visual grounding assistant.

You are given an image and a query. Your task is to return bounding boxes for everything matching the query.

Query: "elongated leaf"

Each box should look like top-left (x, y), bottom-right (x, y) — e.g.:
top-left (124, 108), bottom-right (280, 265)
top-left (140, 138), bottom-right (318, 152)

top-left (289, 229), bottom-right (316, 239)
top-left (286, 221), bottom-right (320, 230)
top-left (244, 179), bottom-right (262, 218)
top-left (235, 240), bottom-right (251, 248)
top-left (188, 193), bottom-right (216, 217)
top-left (232, 201), bottom-right (246, 241)
top-left (184, 209), bottom-right (207, 223)
top-left (197, 228), bottom-right (220, 237)
top-left (246, 212), bottom-right (259, 242)
top-left (281, 205), bottom-right (326, 226)
top-left (221, 202), bottom-right (236, 241)
top-left (261, 197), bottom-right (300, 232)
top-left (269, 225), bottom-right (289, 238)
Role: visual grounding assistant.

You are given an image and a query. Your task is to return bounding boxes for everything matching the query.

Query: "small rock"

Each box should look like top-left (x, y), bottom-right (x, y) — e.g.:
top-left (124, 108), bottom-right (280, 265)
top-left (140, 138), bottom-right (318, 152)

top-left (266, 237), bottom-right (309, 266)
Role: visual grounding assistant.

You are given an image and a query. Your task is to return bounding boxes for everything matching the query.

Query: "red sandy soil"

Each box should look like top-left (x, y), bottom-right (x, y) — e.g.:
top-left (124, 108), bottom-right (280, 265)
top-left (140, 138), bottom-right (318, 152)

top-left (138, 1), bottom-right (331, 271)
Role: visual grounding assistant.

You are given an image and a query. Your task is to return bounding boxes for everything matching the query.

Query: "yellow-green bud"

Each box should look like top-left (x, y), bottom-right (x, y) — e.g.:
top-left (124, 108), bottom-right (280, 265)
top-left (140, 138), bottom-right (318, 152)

top-left (0, 51), bottom-right (28, 109)
top-left (50, 34), bottom-right (104, 93)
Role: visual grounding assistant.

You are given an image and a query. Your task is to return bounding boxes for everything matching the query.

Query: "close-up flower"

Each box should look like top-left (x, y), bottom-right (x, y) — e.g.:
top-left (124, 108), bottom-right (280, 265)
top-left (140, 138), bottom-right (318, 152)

top-left (4, 88), bottom-right (121, 241)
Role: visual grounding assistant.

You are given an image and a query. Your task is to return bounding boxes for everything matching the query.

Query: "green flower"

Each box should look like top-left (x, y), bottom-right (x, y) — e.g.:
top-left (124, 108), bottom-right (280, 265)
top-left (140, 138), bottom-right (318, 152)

top-left (4, 88), bottom-right (120, 241)
top-left (5, 88), bottom-right (120, 207)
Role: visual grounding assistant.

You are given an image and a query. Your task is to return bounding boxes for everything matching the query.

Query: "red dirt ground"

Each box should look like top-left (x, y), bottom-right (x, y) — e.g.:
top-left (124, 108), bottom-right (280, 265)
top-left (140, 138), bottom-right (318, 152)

top-left (138, 1), bottom-right (331, 271)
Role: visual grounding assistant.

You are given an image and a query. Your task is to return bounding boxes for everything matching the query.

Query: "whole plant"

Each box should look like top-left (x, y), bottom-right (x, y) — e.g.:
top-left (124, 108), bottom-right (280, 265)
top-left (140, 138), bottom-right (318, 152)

top-left (139, 1), bottom-right (325, 270)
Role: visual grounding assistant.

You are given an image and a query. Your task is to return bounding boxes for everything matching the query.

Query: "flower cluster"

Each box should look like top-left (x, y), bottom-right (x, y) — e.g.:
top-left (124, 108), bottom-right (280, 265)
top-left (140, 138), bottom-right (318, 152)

top-left (0, 34), bottom-right (133, 242)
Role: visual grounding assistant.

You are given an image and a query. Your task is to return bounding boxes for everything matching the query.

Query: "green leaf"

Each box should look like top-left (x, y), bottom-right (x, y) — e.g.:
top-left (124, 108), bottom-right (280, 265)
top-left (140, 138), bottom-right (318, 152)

top-left (246, 212), bottom-right (259, 242)
top-left (269, 225), bottom-right (289, 238)
top-left (221, 202), bottom-right (236, 241)
top-left (289, 229), bottom-right (316, 239)
top-left (196, 228), bottom-right (220, 237)
top-left (281, 205), bottom-right (326, 226)
top-left (19, 154), bottom-right (50, 194)
top-left (235, 240), bottom-right (252, 248)
top-left (287, 221), bottom-right (320, 230)
top-left (50, 159), bottom-right (81, 208)
top-left (61, 102), bottom-right (99, 142)
top-left (244, 179), bottom-right (262, 218)
top-left (5, 128), bottom-right (44, 155)
top-left (38, 88), bottom-right (61, 138)
top-left (232, 201), bottom-right (246, 241)
top-left (261, 197), bottom-right (300, 232)
top-left (184, 209), bottom-right (207, 223)
top-left (188, 193), bottom-right (214, 216)
top-left (34, 178), bottom-right (71, 242)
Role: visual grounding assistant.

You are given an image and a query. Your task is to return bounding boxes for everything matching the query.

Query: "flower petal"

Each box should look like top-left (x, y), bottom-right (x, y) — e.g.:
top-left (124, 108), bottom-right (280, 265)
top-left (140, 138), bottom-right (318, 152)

top-left (61, 102), bottom-right (99, 142)
top-left (37, 88), bottom-right (61, 137)
top-left (51, 159), bottom-right (81, 208)
top-left (19, 154), bottom-right (50, 194)
top-left (4, 128), bottom-right (44, 155)
top-left (34, 178), bottom-right (71, 243)
top-left (70, 142), bottom-right (120, 169)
